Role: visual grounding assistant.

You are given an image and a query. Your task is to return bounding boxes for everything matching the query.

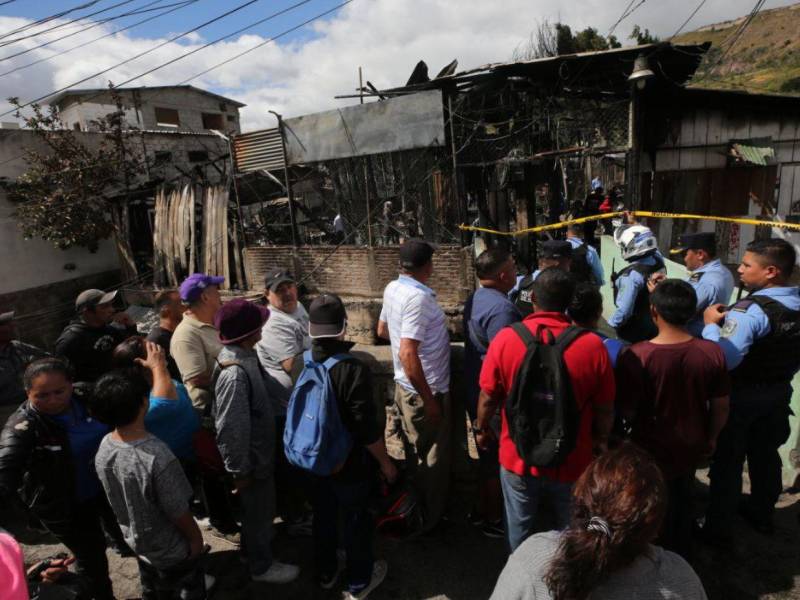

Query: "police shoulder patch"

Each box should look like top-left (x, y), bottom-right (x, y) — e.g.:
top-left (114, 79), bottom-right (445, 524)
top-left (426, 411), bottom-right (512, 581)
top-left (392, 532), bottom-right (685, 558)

top-left (689, 272), bottom-right (704, 283)
top-left (720, 319), bottom-right (738, 338)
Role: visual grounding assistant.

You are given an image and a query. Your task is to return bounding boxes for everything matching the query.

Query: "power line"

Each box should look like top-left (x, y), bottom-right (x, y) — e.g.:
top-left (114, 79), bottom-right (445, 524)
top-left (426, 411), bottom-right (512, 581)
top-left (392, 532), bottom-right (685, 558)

top-left (0, 0), bottom-right (199, 78)
top-left (0, 0), bottom-right (105, 43)
top-left (0, 0), bottom-right (143, 49)
top-left (179, 0), bottom-right (353, 85)
top-left (0, 1), bottom-right (20, 6)
top-left (0, 0), bottom-right (265, 118)
top-left (670, 0), bottom-right (708, 39)
top-left (607, 0), bottom-right (647, 37)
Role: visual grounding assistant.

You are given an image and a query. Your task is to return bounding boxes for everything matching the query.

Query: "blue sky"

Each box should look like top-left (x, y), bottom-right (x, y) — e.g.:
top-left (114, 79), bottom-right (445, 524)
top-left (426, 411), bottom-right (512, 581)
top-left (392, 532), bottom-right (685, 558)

top-left (0, 0), bottom-right (342, 45)
top-left (0, 0), bottom-right (797, 129)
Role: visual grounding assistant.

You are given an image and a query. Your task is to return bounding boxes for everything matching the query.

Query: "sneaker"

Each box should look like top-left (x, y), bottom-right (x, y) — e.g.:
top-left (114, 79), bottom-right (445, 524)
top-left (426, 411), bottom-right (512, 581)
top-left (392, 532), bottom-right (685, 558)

top-left (204, 574), bottom-right (216, 592)
top-left (481, 520), bottom-right (505, 539)
top-left (738, 503), bottom-right (775, 535)
top-left (342, 560), bottom-right (387, 600)
top-left (467, 511), bottom-right (485, 527)
top-left (252, 561), bottom-right (300, 584)
top-left (207, 528), bottom-right (241, 546)
top-left (319, 550), bottom-right (347, 589)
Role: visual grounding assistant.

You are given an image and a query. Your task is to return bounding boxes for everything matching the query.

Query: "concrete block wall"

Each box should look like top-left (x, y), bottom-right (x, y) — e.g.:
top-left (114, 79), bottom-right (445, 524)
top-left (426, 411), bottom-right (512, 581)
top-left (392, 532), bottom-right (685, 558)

top-left (244, 245), bottom-right (475, 304)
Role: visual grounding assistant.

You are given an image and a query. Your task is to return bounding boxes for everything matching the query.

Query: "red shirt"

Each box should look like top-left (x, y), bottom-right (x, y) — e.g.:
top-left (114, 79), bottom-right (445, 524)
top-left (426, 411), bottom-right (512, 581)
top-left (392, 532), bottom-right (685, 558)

top-left (479, 312), bottom-right (615, 482)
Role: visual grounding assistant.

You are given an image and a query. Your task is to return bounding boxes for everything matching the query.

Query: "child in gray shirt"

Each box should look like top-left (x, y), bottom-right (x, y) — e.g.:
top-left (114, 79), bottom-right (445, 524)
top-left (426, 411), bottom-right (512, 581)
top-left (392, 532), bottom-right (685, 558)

top-left (93, 348), bottom-right (209, 599)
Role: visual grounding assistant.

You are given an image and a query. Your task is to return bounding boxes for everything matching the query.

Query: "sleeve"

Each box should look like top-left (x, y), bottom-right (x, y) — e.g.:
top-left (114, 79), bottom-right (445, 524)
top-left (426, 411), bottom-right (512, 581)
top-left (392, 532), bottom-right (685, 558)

top-left (701, 305), bottom-right (769, 371)
top-left (590, 338), bottom-right (615, 408)
top-left (399, 296), bottom-right (431, 341)
top-left (266, 320), bottom-right (304, 363)
top-left (614, 347), bottom-right (644, 415)
top-left (486, 305), bottom-right (522, 342)
top-left (379, 303), bottom-right (387, 322)
top-left (334, 361), bottom-right (382, 446)
top-left (153, 453), bottom-right (192, 519)
top-left (213, 368), bottom-right (252, 476)
top-left (0, 418), bottom-right (32, 502)
top-left (588, 247), bottom-right (606, 285)
top-left (693, 279), bottom-right (717, 314)
top-left (479, 331), bottom-right (508, 401)
top-left (170, 335), bottom-right (208, 382)
top-left (608, 271), bottom-right (644, 328)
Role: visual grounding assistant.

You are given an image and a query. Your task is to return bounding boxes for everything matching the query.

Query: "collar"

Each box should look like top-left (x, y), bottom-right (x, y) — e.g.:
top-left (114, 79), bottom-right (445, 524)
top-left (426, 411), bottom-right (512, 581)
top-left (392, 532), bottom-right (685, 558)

top-left (219, 344), bottom-right (255, 358)
top-left (567, 237), bottom-right (583, 247)
top-left (523, 311), bottom-right (571, 325)
top-left (752, 286), bottom-right (800, 297)
top-left (182, 313), bottom-right (216, 329)
top-left (312, 338), bottom-right (355, 361)
top-left (398, 274), bottom-right (436, 297)
top-left (694, 258), bottom-right (721, 273)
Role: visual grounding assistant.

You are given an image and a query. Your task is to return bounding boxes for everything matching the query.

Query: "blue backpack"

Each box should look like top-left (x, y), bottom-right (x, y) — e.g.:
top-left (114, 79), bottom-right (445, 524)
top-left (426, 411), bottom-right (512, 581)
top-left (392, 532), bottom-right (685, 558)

top-left (283, 351), bottom-right (353, 476)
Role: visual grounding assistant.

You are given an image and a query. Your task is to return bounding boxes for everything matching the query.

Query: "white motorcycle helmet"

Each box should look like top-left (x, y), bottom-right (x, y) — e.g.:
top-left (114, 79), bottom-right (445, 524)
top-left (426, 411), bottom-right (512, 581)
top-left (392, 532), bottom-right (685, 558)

top-left (614, 224), bottom-right (658, 261)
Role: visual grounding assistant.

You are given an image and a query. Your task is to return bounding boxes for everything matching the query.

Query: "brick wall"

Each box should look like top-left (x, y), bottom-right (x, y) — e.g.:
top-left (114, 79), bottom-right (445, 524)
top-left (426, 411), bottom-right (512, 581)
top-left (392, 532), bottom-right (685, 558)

top-left (244, 245), bottom-right (475, 304)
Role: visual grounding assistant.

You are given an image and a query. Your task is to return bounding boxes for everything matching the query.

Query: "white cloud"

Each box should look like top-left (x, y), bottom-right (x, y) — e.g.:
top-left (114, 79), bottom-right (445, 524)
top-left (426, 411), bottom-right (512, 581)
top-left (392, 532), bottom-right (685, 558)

top-left (0, 0), bottom-right (795, 130)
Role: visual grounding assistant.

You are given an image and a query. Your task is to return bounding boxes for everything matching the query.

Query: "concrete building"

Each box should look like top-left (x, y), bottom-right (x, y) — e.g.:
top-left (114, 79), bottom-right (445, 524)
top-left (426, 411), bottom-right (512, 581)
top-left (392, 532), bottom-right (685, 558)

top-left (47, 85), bottom-right (245, 135)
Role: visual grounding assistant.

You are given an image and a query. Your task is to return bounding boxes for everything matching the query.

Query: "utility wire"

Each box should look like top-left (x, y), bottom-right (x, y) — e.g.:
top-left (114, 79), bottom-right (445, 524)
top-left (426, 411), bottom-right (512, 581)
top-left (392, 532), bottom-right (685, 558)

top-left (670, 0), bottom-right (708, 39)
top-left (607, 0), bottom-right (647, 37)
top-left (0, 0), bottom-right (105, 42)
top-left (0, 0), bottom-right (265, 117)
top-left (0, 0), bottom-right (142, 48)
top-left (0, 0), bottom-right (181, 62)
top-left (0, 0), bottom-right (198, 78)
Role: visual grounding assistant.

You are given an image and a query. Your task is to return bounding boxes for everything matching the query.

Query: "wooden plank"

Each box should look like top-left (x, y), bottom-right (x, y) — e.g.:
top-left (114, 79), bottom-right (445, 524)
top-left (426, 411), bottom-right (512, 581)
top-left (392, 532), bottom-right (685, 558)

top-left (189, 185), bottom-right (196, 274)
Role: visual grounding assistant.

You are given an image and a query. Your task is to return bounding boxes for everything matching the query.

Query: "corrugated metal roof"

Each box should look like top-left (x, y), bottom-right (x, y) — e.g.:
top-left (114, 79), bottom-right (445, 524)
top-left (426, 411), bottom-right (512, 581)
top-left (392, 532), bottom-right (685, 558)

top-left (232, 128), bottom-right (285, 173)
top-left (730, 140), bottom-right (775, 166)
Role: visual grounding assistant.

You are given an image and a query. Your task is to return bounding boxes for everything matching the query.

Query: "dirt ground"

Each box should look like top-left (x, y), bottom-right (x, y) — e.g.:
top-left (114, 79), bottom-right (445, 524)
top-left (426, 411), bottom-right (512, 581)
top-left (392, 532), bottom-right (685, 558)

top-left (17, 447), bottom-right (800, 600)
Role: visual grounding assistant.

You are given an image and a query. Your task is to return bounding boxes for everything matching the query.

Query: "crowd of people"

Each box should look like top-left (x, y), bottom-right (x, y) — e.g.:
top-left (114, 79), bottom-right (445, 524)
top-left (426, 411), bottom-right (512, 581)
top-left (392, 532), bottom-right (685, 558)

top-left (0, 213), bottom-right (798, 600)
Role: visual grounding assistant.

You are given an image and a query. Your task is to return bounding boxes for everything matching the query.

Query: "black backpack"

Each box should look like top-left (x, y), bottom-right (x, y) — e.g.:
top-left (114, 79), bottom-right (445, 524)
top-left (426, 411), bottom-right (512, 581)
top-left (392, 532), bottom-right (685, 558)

top-left (505, 323), bottom-right (586, 468)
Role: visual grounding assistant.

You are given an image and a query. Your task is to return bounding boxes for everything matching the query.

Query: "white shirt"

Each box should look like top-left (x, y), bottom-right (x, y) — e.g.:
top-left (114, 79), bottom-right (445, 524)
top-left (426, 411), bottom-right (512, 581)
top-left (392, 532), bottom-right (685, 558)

top-left (380, 275), bottom-right (450, 394)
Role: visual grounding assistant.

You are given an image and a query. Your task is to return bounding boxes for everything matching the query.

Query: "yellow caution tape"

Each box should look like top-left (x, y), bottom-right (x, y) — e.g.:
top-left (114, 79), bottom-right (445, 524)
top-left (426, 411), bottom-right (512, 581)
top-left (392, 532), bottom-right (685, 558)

top-left (458, 211), bottom-right (800, 237)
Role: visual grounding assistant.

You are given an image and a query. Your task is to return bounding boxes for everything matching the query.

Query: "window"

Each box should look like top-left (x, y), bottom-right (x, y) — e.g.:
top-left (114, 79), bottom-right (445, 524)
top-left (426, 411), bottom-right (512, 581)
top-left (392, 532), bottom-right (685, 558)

top-left (154, 151), bottom-right (172, 166)
top-left (73, 122), bottom-right (81, 131)
top-left (188, 150), bottom-right (208, 163)
top-left (154, 107), bottom-right (180, 127)
top-left (219, 102), bottom-right (227, 112)
top-left (227, 115), bottom-right (236, 123)
top-left (201, 113), bottom-right (224, 130)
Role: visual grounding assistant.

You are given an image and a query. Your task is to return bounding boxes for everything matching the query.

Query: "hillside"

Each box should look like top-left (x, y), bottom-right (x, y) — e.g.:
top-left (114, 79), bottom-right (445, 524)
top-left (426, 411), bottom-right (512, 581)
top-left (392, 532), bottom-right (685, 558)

top-left (673, 2), bottom-right (800, 94)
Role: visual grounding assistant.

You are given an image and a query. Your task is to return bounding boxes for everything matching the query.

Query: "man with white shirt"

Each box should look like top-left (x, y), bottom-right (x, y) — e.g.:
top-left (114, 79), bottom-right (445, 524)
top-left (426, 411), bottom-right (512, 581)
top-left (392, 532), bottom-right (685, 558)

top-left (377, 239), bottom-right (451, 531)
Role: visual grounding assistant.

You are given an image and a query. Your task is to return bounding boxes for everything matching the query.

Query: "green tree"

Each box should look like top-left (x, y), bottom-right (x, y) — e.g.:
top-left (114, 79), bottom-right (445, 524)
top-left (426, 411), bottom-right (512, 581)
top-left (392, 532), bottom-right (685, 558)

top-left (7, 89), bottom-right (144, 275)
top-left (630, 25), bottom-right (660, 45)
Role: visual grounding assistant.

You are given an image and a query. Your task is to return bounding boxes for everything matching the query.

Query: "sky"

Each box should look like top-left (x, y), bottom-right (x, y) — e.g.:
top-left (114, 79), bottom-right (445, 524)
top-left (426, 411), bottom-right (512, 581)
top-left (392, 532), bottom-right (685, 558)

top-left (0, 0), bottom-right (797, 130)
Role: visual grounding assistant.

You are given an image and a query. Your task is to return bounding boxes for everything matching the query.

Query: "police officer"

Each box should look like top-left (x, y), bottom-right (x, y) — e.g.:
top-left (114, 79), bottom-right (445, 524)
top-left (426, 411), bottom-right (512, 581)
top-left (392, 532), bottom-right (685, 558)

top-left (513, 240), bottom-right (573, 316)
top-left (668, 232), bottom-right (735, 336)
top-left (701, 238), bottom-right (800, 540)
top-left (566, 224), bottom-right (605, 286)
top-left (0, 310), bottom-right (48, 423)
top-left (609, 223), bottom-right (665, 343)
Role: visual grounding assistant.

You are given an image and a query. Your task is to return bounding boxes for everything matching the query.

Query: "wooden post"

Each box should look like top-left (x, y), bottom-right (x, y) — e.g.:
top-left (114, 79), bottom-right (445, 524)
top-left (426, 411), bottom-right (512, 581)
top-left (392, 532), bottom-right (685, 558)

top-left (358, 66), bottom-right (364, 105)
top-left (271, 111), bottom-right (299, 247)
top-left (364, 159), bottom-right (373, 247)
top-left (448, 94), bottom-right (466, 247)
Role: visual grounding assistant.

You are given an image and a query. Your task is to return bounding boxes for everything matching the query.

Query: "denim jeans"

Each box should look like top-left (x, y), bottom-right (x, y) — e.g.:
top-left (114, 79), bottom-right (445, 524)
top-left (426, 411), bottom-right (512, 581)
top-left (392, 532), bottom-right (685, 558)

top-left (137, 555), bottom-right (206, 600)
top-left (239, 476), bottom-right (275, 576)
top-left (499, 467), bottom-right (573, 552)
top-left (312, 476), bottom-right (374, 593)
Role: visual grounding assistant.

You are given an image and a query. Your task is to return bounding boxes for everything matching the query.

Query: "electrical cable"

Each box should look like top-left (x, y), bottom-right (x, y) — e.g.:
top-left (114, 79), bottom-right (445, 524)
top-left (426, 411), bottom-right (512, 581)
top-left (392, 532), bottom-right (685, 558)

top-left (0, 0), bottom-right (105, 43)
top-left (0, 0), bottom-right (143, 49)
top-left (670, 0), bottom-right (708, 40)
top-left (0, 0), bottom-right (265, 117)
top-left (0, 0), bottom-right (190, 63)
top-left (0, 0), bottom-right (199, 78)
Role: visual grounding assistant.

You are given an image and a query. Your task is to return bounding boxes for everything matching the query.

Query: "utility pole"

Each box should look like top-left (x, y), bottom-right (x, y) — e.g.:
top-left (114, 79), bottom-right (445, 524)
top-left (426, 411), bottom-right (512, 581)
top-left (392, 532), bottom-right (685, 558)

top-left (269, 110), bottom-right (299, 248)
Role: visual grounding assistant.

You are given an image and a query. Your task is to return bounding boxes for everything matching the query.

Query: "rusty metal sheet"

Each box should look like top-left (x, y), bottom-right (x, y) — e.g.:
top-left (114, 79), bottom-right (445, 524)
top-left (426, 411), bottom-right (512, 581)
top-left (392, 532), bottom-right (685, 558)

top-left (233, 127), bottom-right (285, 172)
top-left (283, 90), bottom-right (445, 165)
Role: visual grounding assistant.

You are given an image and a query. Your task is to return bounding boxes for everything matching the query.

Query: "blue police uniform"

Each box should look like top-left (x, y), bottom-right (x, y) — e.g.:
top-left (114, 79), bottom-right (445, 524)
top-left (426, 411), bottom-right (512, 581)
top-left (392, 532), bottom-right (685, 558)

top-left (702, 286), bottom-right (800, 534)
top-left (609, 252), bottom-right (665, 343)
top-left (686, 259), bottom-right (735, 336)
top-left (566, 236), bottom-right (605, 285)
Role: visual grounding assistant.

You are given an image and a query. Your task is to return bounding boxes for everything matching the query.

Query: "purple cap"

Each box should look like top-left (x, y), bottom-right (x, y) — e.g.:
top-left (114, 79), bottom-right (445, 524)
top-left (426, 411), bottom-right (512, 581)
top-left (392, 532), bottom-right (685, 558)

top-left (179, 273), bottom-right (225, 303)
top-left (214, 298), bottom-right (270, 344)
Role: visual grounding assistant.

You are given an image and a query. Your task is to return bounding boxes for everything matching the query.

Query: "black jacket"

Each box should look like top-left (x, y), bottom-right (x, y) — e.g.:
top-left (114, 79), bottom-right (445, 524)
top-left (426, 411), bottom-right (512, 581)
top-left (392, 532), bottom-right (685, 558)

top-left (0, 396), bottom-right (91, 528)
top-left (311, 339), bottom-right (384, 482)
top-left (55, 320), bottom-right (137, 383)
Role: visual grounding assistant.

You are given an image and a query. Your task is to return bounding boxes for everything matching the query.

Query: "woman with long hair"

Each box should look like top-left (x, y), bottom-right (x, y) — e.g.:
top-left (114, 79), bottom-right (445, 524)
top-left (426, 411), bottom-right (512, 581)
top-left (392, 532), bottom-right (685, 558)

top-left (491, 442), bottom-right (707, 600)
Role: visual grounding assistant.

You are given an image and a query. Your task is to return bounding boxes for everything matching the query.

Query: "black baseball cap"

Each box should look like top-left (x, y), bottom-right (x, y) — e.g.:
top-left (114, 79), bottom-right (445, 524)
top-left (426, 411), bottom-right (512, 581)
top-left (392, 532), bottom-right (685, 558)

top-left (76, 289), bottom-right (118, 311)
top-left (399, 238), bottom-right (435, 270)
top-left (670, 232), bottom-right (716, 255)
top-left (540, 240), bottom-right (573, 260)
top-left (264, 268), bottom-right (295, 292)
top-left (309, 294), bottom-right (347, 339)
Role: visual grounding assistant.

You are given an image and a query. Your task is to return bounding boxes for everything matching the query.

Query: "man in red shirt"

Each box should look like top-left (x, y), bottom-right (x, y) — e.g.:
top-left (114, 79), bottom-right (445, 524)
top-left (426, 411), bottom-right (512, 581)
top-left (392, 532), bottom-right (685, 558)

top-left (616, 278), bottom-right (730, 559)
top-left (476, 268), bottom-right (615, 551)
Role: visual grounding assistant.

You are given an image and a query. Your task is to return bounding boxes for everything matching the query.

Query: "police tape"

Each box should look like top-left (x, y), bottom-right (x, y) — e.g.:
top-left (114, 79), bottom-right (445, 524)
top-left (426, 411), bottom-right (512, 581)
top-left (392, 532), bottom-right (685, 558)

top-left (458, 211), bottom-right (800, 237)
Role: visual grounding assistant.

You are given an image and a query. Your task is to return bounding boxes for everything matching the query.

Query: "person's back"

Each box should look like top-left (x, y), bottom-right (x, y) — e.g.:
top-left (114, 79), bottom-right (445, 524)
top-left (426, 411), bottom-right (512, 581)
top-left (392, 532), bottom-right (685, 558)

top-left (493, 530), bottom-right (706, 600)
